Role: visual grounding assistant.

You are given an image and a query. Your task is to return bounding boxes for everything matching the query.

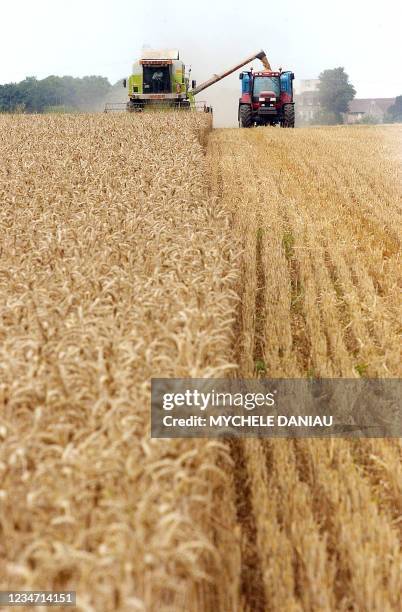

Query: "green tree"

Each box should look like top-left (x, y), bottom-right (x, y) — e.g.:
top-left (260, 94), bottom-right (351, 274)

top-left (0, 83), bottom-right (22, 111)
top-left (318, 67), bottom-right (356, 124)
top-left (19, 77), bottom-right (48, 112)
top-left (72, 76), bottom-right (111, 111)
top-left (385, 95), bottom-right (402, 123)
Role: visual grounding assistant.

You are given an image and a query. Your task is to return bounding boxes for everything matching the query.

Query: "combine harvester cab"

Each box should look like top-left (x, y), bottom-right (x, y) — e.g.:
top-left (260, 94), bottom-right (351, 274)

top-left (238, 68), bottom-right (295, 128)
top-left (127, 49), bottom-right (190, 111)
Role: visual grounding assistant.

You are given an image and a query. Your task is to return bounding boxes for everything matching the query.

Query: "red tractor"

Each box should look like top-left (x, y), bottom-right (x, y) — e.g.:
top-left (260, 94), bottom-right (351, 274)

top-left (186, 50), bottom-right (295, 128)
top-left (238, 69), bottom-right (295, 128)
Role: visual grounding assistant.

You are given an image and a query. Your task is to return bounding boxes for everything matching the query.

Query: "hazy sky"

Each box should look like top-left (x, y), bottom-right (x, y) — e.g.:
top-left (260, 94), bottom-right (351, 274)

top-left (2, 0), bottom-right (400, 100)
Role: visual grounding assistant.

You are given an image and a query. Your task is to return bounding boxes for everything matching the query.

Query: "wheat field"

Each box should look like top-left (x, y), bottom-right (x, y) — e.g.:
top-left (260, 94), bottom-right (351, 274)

top-left (0, 114), bottom-right (401, 611)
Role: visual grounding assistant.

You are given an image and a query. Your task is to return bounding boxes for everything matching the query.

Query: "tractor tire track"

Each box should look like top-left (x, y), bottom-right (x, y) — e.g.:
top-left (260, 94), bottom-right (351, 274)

top-left (228, 439), bottom-right (267, 612)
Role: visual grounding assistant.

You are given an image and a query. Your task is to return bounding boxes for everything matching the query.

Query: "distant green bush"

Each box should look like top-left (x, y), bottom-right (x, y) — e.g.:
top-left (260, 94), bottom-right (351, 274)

top-left (355, 114), bottom-right (382, 125)
top-left (311, 110), bottom-right (340, 125)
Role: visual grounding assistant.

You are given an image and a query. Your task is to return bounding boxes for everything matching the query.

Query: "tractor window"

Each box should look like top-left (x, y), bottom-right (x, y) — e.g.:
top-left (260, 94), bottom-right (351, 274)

top-left (253, 77), bottom-right (280, 98)
top-left (143, 66), bottom-right (171, 94)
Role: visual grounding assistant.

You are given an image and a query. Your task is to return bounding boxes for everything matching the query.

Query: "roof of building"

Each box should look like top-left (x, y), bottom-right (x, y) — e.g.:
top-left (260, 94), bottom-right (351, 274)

top-left (348, 98), bottom-right (395, 114)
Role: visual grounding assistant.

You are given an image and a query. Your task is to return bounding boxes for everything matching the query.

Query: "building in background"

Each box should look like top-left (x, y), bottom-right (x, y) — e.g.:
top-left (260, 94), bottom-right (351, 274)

top-left (345, 98), bottom-right (395, 123)
top-left (294, 78), bottom-right (395, 125)
top-left (294, 79), bottom-right (320, 123)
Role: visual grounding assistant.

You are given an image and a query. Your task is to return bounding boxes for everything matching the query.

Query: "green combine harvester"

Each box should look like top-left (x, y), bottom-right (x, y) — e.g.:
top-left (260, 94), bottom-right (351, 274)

top-left (126, 49), bottom-right (199, 111)
top-left (105, 48), bottom-right (210, 113)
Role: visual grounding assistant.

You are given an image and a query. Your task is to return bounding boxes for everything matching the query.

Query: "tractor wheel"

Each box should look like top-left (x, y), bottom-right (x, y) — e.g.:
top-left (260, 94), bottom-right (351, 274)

top-left (282, 104), bottom-right (295, 128)
top-left (239, 105), bottom-right (253, 128)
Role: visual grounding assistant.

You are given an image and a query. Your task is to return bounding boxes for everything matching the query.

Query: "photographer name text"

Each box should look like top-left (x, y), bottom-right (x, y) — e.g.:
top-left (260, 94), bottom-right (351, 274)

top-left (162, 415), bottom-right (333, 428)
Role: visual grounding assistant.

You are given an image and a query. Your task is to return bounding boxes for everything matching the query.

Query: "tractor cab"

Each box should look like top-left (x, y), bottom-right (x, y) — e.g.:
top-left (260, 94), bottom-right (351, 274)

top-left (252, 71), bottom-right (281, 102)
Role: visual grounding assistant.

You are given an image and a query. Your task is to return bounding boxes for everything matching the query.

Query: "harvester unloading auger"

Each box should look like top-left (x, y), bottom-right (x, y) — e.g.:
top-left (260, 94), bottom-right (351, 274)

top-left (189, 49), bottom-right (271, 98)
top-left (105, 49), bottom-right (295, 127)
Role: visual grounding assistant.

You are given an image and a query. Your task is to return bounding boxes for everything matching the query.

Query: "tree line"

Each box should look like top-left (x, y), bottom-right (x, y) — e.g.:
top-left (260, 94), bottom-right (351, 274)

top-left (2, 71), bottom-right (401, 123)
top-left (0, 75), bottom-right (111, 113)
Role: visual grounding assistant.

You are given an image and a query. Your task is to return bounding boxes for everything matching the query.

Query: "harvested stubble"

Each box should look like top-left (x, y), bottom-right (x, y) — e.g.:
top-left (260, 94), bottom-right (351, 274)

top-left (208, 124), bottom-right (402, 611)
top-left (0, 113), bottom-right (241, 611)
